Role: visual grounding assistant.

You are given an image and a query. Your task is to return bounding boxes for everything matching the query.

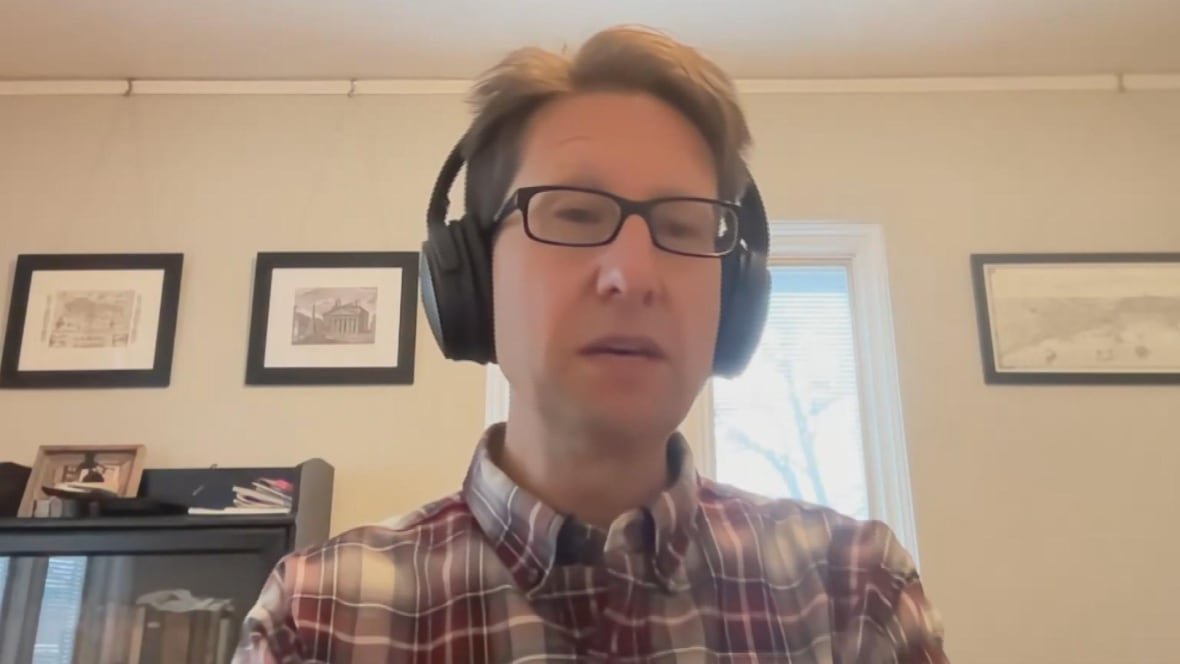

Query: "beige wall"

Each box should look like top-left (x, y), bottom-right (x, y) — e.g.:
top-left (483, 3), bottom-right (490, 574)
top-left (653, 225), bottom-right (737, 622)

top-left (1, 89), bottom-right (1178, 662)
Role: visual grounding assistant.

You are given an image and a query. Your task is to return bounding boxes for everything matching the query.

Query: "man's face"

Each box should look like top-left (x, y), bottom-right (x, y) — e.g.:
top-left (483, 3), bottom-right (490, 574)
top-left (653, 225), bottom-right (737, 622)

top-left (492, 91), bottom-right (723, 443)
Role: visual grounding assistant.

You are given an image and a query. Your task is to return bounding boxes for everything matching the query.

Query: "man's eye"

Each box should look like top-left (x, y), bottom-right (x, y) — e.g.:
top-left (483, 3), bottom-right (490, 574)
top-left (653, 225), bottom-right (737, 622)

top-left (660, 220), bottom-right (704, 238)
top-left (555, 207), bottom-right (608, 224)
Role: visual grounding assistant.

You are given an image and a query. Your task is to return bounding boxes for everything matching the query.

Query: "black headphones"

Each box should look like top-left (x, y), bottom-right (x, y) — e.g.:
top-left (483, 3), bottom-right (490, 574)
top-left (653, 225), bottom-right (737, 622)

top-left (420, 142), bottom-right (770, 378)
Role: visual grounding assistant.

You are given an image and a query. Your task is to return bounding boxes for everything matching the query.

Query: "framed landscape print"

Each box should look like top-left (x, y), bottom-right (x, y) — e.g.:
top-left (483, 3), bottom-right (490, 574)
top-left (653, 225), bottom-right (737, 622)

top-left (246, 252), bottom-right (418, 385)
top-left (1, 253), bottom-right (183, 388)
top-left (971, 253), bottom-right (1180, 384)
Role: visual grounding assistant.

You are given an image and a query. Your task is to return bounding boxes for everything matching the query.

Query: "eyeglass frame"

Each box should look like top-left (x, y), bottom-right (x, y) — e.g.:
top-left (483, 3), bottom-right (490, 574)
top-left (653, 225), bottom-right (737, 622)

top-left (493, 185), bottom-right (744, 258)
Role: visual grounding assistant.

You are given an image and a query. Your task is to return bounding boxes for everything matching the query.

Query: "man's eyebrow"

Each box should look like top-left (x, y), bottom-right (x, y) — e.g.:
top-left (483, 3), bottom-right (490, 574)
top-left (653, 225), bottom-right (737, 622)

top-left (553, 175), bottom-right (702, 199)
top-left (647, 187), bottom-right (703, 199)
top-left (553, 173), bottom-right (608, 190)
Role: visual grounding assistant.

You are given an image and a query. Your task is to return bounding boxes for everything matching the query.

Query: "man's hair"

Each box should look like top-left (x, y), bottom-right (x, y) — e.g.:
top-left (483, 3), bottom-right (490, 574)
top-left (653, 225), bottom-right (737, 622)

top-left (460, 25), bottom-right (752, 227)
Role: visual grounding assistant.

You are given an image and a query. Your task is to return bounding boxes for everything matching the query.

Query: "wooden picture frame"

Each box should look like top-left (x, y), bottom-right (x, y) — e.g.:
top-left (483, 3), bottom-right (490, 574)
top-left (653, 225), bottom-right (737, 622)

top-left (971, 253), bottom-right (1180, 384)
top-left (245, 252), bottom-right (418, 385)
top-left (1, 253), bottom-right (183, 388)
top-left (18, 444), bottom-right (147, 517)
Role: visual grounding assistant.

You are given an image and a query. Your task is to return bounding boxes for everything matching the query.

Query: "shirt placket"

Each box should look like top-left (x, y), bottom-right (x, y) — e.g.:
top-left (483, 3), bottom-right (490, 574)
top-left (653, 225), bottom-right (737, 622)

top-left (587, 514), bottom-right (651, 659)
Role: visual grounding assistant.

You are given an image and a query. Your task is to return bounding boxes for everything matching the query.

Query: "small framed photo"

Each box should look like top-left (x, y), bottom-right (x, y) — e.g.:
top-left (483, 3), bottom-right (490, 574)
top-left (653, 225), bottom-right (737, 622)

top-left (1, 254), bottom-right (183, 388)
top-left (246, 252), bottom-right (418, 385)
top-left (18, 444), bottom-right (147, 517)
top-left (971, 253), bottom-right (1180, 384)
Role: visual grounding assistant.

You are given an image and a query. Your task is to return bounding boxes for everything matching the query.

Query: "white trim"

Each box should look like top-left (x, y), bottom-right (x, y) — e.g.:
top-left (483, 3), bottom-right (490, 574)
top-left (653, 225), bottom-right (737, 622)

top-left (130, 79), bottom-right (352, 95)
top-left (485, 363), bottom-right (510, 427)
top-left (841, 225), bottom-right (920, 564)
top-left (1123, 74), bottom-right (1180, 91)
top-left (737, 74), bottom-right (1119, 94)
top-left (3, 73), bottom-right (1176, 97)
top-left (688, 380), bottom-right (718, 478)
top-left (353, 79), bottom-right (471, 95)
top-left (0, 80), bottom-right (130, 95)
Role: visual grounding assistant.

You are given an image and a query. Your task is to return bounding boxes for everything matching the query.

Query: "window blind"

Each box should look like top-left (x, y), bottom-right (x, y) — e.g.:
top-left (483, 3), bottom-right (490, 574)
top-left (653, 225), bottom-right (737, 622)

top-left (713, 265), bottom-right (869, 518)
top-left (32, 557), bottom-right (87, 664)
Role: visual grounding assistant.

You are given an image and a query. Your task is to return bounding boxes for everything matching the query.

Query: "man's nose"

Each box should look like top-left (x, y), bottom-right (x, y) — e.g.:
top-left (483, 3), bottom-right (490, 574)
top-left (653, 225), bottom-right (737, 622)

top-left (594, 214), bottom-right (660, 304)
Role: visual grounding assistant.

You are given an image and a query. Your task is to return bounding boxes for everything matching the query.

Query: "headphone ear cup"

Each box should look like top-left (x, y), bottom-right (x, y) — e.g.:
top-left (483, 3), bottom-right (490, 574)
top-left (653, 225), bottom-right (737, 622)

top-left (460, 218), bottom-right (495, 364)
top-left (713, 176), bottom-right (771, 377)
top-left (420, 217), bottom-right (494, 363)
top-left (714, 247), bottom-right (770, 377)
top-left (420, 221), bottom-right (465, 360)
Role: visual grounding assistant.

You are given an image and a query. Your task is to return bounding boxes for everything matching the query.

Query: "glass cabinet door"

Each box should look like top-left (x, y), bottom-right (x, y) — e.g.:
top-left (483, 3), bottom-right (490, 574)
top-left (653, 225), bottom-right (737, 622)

top-left (0, 551), bottom-right (274, 664)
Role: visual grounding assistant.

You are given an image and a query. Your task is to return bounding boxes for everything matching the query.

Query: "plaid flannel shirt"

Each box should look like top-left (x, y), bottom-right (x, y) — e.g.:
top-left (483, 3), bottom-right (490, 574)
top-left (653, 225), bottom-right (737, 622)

top-left (234, 423), bottom-right (947, 663)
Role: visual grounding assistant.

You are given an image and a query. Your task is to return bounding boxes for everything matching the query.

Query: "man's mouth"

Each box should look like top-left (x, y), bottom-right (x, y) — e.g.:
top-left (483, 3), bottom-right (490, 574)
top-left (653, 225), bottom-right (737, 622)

top-left (579, 335), bottom-right (666, 360)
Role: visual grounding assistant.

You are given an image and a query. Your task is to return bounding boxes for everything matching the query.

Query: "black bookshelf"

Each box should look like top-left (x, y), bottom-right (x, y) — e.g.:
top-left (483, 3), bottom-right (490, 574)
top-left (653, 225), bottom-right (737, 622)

top-left (0, 459), bottom-right (333, 664)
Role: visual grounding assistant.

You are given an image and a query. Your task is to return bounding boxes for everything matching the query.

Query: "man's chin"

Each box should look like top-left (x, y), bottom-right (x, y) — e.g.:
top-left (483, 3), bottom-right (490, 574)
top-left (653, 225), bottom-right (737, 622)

top-left (536, 374), bottom-right (694, 443)
top-left (572, 399), bottom-right (683, 444)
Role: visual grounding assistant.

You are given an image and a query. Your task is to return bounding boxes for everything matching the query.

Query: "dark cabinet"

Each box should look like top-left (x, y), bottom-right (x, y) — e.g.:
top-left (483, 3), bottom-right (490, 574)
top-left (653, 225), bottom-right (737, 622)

top-left (0, 460), bottom-right (332, 664)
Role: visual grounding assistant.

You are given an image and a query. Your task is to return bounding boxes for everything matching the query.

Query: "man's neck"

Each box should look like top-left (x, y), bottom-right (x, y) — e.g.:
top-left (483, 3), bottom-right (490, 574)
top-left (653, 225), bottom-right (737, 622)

top-left (496, 400), bottom-right (671, 529)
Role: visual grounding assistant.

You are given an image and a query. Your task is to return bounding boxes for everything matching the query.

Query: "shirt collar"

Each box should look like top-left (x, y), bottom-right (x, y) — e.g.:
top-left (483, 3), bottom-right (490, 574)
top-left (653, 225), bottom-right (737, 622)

top-left (462, 422), bottom-right (699, 595)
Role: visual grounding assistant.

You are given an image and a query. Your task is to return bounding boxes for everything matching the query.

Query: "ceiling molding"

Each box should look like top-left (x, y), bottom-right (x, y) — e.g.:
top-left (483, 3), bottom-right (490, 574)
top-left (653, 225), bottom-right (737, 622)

top-left (130, 79), bottom-right (352, 95)
top-left (2, 74), bottom-right (1177, 97)
top-left (352, 79), bottom-right (470, 95)
top-left (0, 80), bottom-right (130, 95)
top-left (1122, 74), bottom-right (1180, 90)
top-left (736, 75), bottom-right (1120, 93)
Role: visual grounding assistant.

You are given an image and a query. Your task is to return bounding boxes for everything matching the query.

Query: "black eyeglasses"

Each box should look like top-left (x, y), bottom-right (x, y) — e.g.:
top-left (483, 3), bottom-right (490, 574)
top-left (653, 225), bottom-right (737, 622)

top-left (495, 185), bottom-right (741, 258)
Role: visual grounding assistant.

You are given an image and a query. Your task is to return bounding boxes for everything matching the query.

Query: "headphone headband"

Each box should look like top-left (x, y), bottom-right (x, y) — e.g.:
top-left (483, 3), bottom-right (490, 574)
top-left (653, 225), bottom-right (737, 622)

top-left (735, 171), bottom-right (769, 260)
top-left (427, 143), bottom-right (466, 227)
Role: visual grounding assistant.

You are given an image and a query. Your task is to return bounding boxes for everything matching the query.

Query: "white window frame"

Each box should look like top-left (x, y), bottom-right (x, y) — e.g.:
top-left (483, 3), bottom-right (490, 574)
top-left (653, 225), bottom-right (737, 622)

top-left (483, 221), bottom-right (919, 560)
top-left (485, 363), bottom-right (510, 428)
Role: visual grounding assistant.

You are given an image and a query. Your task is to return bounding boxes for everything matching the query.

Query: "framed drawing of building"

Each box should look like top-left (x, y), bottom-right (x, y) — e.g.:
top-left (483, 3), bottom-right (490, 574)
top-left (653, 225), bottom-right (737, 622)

top-left (1, 253), bottom-right (183, 388)
top-left (245, 252), bottom-right (418, 385)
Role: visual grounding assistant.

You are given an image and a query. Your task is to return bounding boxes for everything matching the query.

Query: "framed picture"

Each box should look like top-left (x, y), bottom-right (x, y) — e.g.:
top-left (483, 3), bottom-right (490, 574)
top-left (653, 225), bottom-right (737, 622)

top-left (971, 253), bottom-right (1180, 384)
top-left (18, 444), bottom-right (147, 517)
top-left (1, 254), bottom-right (183, 388)
top-left (246, 252), bottom-right (418, 385)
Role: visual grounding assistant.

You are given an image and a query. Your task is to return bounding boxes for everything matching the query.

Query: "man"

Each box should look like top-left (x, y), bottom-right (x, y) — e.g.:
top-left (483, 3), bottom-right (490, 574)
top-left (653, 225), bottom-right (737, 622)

top-left (235, 25), bottom-right (947, 663)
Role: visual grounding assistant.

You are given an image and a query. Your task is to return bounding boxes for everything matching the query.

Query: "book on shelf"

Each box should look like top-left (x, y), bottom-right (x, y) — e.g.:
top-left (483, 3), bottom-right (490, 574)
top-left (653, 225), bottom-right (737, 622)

top-left (187, 476), bottom-right (294, 515)
top-left (230, 478), bottom-right (293, 509)
top-left (188, 506), bottom-right (290, 515)
top-left (72, 589), bottom-right (239, 664)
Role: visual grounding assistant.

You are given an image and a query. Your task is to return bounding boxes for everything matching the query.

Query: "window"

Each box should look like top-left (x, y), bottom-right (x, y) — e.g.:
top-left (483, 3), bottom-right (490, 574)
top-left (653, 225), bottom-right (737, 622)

top-left (484, 222), bottom-right (919, 558)
top-left (712, 265), bottom-right (869, 518)
top-left (696, 222), bottom-right (918, 557)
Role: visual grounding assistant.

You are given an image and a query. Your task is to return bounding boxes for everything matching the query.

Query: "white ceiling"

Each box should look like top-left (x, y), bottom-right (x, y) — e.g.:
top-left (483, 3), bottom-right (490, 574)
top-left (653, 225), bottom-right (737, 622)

top-left (1, 1), bottom-right (1178, 81)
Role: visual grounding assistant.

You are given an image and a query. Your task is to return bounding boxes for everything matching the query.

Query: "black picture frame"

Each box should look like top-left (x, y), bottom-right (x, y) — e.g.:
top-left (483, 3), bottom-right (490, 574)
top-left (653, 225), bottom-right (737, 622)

top-left (245, 252), bottom-right (418, 386)
top-left (971, 252), bottom-right (1180, 385)
top-left (1, 253), bottom-right (183, 389)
